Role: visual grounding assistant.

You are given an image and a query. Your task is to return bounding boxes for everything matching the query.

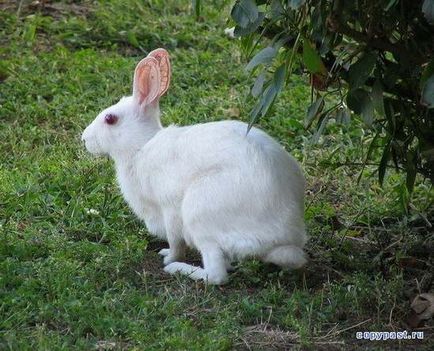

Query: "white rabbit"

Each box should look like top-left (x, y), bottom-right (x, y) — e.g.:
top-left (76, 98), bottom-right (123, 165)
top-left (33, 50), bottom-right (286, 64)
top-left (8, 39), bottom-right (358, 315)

top-left (82, 48), bottom-right (307, 285)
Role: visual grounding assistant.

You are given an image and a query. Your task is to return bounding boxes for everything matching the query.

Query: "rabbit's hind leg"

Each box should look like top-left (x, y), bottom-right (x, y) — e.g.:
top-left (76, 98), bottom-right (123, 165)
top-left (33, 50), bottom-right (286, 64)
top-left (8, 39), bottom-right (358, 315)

top-left (164, 245), bottom-right (228, 285)
top-left (262, 245), bottom-right (307, 269)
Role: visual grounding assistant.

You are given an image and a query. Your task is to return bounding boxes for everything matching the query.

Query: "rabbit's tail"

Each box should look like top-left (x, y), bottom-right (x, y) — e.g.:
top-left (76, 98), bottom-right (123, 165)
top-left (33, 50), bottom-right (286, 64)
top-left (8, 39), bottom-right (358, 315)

top-left (263, 245), bottom-right (307, 269)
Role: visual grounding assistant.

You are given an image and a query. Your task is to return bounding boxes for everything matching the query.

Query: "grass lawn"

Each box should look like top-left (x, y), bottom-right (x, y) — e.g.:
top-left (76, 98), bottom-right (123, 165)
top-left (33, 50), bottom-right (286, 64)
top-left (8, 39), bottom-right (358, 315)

top-left (0, 1), bottom-right (433, 350)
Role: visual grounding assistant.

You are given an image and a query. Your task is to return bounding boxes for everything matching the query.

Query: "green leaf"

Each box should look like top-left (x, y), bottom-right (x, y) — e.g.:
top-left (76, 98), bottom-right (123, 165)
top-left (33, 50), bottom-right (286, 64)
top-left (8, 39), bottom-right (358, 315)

top-left (259, 66), bottom-right (285, 117)
top-left (249, 85), bottom-right (276, 131)
top-left (245, 47), bottom-right (277, 71)
top-left (348, 52), bottom-right (377, 88)
top-left (260, 85), bottom-right (277, 116)
top-left (302, 39), bottom-right (326, 74)
top-left (251, 72), bottom-right (266, 97)
top-left (273, 64), bottom-right (286, 93)
top-left (127, 31), bottom-right (140, 48)
top-left (23, 22), bottom-right (36, 43)
top-left (289, 0), bottom-right (306, 9)
top-left (270, 0), bottom-right (285, 18)
top-left (335, 107), bottom-right (351, 125)
top-left (384, 0), bottom-right (398, 11)
top-left (357, 132), bottom-right (380, 183)
top-left (406, 150), bottom-right (417, 194)
top-left (249, 98), bottom-right (264, 126)
top-left (234, 12), bottom-right (264, 37)
top-left (248, 65), bottom-right (286, 130)
top-left (0, 60), bottom-right (9, 82)
top-left (347, 88), bottom-right (373, 126)
top-left (422, 0), bottom-right (434, 24)
top-left (312, 113), bottom-right (329, 143)
top-left (361, 96), bottom-right (374, 127)
top-left (379, 138), bottom-right (392, 186)
top-left (346, 88), bottom-right (369, 115)
top-left (399, 182), bottom-right (410, 213)
top-left (231, 0), bottom-right (259, 28)
top-left (421, 75), bottom-right (434, 108)
top-left (371, 80), bottom-right (385, 115)
top-left (249, 84), bottom-right (276, 129)
top-left (240, 34), bottom-right (255, 55)
top-left (192, 0), bottom-right (201, 19)
top-left (305, 97), bottom-right (324, 128)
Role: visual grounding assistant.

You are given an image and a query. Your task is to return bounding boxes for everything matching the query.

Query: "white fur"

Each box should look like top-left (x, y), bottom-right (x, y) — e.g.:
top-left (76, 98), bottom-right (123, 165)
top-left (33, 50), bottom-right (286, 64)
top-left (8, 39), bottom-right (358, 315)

top-left (224, 27), bottom-right (236, 39)
top-left (82, 50), bottom-right (307, 285)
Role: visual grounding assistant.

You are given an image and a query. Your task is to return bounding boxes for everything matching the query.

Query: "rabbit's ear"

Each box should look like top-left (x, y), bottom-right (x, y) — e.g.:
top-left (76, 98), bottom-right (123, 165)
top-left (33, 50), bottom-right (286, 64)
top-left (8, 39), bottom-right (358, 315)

top-left (133, 57), bottom-right (161, 106)
top-left (147, 48), bottom-right (171, 96)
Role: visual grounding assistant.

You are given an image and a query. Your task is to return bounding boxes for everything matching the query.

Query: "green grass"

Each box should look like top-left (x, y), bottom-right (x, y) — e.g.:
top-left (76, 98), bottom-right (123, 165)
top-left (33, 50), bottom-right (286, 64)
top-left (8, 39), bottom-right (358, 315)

top-left (1, 1), bottom-right (433, 350)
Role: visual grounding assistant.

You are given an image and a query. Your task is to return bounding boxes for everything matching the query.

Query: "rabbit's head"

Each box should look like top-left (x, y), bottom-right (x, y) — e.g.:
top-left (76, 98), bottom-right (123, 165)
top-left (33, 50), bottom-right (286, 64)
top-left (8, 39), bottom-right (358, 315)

top-left (82, 49), bottom-right (171, 159)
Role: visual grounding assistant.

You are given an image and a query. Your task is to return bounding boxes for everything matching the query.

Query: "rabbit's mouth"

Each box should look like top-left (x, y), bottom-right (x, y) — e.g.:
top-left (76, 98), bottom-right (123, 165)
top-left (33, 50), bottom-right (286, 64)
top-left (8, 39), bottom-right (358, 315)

top-left (83, 139), bottom-right (104, 156)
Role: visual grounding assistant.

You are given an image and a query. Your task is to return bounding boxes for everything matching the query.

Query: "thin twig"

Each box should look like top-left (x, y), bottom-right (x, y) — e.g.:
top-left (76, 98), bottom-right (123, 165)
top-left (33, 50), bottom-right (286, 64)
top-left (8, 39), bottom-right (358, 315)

top-left (16, 0), bottom-right (24, 19)
top-left (317, 318), bottom-right (371, 339)
top-left (388, 298), bottom-right (396, 327)
top-left (409, 203), bottom-right (432, 228)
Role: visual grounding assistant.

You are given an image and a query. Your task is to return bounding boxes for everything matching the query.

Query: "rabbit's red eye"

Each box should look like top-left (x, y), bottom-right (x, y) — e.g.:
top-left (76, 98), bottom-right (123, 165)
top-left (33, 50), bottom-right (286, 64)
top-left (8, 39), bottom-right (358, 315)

top-left (104, 114), bottom-right (118, 125)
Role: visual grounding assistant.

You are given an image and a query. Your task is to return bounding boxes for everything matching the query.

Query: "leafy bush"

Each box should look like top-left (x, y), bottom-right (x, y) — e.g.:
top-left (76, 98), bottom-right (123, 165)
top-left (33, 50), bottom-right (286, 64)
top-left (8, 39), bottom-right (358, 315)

top-left (206, 0), bottom-right (434, 194)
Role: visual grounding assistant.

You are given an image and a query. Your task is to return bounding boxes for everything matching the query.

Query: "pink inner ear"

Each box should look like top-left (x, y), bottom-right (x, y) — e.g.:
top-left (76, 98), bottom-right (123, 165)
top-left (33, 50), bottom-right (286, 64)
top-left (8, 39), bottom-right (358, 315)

top-left (147, 48), bottom-right (171, 96)
top-left (137, 64), bottom-right (152, 104)
top-left (134, 58), bottom-right (160, 105)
